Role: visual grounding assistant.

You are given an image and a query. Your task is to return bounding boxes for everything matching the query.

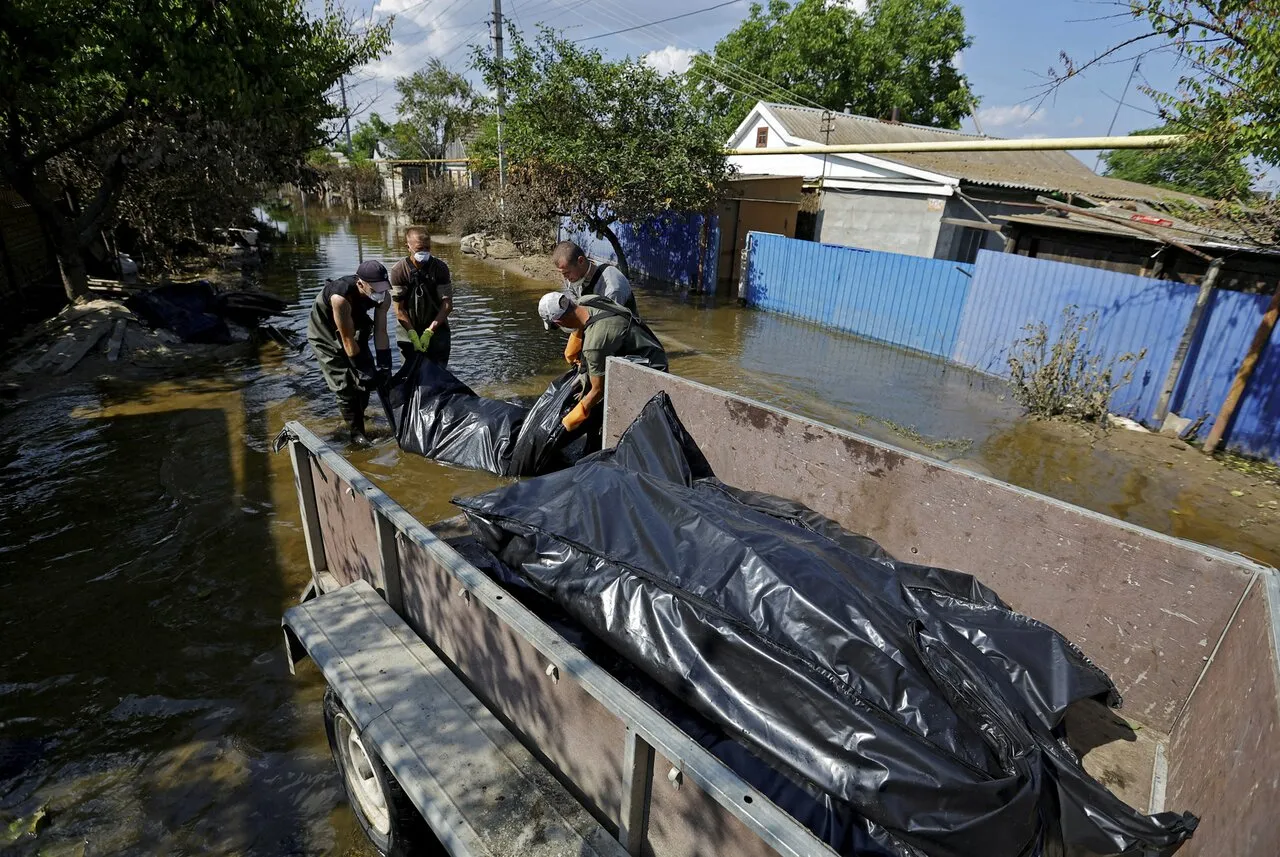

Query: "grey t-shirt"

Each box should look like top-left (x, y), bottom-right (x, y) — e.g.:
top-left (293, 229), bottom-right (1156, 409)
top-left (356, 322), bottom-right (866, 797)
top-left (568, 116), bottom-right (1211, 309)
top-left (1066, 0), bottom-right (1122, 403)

top-left (567, 262), bottom-right (632, 309)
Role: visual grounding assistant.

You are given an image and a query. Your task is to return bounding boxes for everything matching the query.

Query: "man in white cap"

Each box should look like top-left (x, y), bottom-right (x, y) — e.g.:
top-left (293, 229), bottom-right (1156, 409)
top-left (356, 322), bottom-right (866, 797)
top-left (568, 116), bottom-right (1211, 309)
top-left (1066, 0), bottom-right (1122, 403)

top-left (307, 259), bottom-right (393, 442)
top-left (538, 291), bottom-right (667, 431)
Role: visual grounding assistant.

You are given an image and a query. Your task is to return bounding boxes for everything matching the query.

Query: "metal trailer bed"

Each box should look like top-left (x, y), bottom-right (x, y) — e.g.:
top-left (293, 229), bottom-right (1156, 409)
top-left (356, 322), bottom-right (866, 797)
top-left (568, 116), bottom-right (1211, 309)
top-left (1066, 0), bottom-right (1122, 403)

top-left (279, 359), bottom-right (1280, 857)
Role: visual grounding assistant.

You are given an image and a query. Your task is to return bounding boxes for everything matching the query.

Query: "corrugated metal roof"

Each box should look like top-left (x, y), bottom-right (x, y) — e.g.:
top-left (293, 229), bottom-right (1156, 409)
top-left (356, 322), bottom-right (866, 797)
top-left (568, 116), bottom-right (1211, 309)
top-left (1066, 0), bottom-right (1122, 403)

top-left (998, 211), bottom-right (1275, 255)
top-left (760, 103), bottom-right (1204, 205)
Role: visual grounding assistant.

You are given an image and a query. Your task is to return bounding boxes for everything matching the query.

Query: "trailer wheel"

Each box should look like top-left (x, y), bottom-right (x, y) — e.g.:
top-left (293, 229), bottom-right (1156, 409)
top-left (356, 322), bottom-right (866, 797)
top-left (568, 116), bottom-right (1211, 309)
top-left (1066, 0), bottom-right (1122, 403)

top-left (323, 688), bottom-right (438, 856)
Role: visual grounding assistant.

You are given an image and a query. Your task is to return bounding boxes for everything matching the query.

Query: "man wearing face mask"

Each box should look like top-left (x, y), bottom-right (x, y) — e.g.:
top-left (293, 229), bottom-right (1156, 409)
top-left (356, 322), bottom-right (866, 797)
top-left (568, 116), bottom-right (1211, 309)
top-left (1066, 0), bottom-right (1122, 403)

top-left (306, 259), bottom-right (393, 442)
top-left (390, 226), bottom-right (453, 366)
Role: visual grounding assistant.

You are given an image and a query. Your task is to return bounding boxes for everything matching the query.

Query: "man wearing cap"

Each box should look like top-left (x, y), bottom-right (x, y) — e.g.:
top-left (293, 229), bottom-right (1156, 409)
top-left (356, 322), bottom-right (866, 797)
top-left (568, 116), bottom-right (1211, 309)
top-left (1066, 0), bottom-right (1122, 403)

top-left (307, 259), bottom-right (393, 442)
top-left (538, 292), bottom-right (667, 431)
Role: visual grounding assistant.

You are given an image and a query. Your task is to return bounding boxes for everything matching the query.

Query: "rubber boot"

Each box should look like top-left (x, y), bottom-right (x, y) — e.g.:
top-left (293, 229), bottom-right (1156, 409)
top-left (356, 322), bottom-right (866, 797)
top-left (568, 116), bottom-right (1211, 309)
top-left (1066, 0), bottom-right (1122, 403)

top-left (339, 403), bottom-right (369, 445)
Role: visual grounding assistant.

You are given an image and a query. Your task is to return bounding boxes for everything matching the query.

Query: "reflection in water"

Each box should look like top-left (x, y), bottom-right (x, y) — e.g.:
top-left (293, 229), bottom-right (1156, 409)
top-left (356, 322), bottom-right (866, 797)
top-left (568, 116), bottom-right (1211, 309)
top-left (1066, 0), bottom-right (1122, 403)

top-left (1, 209), bottom-right (1270, 855)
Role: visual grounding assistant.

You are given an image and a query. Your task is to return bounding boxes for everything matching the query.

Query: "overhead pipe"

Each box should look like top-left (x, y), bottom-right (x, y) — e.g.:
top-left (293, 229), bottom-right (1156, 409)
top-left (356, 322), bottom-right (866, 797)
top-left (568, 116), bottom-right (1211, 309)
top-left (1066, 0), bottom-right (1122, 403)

top-left (729, 134), bottom-right (1185, 156)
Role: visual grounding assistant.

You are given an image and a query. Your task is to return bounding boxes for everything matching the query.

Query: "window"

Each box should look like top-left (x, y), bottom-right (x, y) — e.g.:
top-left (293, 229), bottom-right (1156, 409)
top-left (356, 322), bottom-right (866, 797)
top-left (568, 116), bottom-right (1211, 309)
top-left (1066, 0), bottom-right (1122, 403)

top-left (755, 127), bottom-right (769, 148)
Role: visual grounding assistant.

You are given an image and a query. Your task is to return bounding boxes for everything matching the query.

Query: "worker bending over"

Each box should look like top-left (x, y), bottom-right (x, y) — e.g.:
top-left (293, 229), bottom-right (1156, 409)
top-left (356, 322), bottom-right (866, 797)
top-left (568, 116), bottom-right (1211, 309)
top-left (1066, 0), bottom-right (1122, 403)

top-left (538, 292), bottom-right (667, 431)
top-left (307, 259), bottom-right (393, 442)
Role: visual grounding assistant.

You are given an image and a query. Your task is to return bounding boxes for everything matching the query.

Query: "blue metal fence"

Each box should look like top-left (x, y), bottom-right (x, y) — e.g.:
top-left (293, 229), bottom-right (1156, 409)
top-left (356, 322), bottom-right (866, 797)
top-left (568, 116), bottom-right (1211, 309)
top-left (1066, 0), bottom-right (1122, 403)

top-left (741, 231), bottom-right (1280, 461)
top-left (559, 213), bottom-right (718, 289)
top-left (952, 251), bottom-right (1198, 420)
top-left (1168, 288), bottom-right (1280, 459)
top-left (741, 232), bottom-right (973, 358)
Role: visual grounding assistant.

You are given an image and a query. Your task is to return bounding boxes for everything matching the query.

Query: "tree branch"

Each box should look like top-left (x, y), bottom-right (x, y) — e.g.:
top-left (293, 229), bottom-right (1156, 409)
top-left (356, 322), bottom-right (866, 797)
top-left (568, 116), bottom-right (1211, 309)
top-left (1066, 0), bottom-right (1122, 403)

top-left (24, 102), bottom-right (134, 167)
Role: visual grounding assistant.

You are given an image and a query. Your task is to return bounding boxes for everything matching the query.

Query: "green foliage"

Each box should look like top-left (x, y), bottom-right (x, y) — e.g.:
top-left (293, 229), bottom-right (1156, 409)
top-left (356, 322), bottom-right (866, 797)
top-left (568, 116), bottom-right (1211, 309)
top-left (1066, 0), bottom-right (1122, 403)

top-left (0, 0), bottom-right (389, 297)
top-left (688, 0), bottom-right (974, 136)
top-left (1007, 307), bottom-right (1146, 426)
top-left (351, 114), bottom-right (395, 160)
top-left (1101, 125), bottom-right (1252, 199)
top-left (392, 59), bottom-right (481, 165)
top-left (1132, 2), bottom-right (1280, 172)
top-left (1057, 4), bottom-right (1280, 181)
top-left (473, 26), bottom-right (727, 272)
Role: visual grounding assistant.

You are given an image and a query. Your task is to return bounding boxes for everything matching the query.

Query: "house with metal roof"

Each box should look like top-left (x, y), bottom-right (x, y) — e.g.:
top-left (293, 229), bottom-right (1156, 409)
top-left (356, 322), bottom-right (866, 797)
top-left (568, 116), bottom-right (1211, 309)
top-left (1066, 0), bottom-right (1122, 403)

top-left (725, 102), bottom-right (1220, 269)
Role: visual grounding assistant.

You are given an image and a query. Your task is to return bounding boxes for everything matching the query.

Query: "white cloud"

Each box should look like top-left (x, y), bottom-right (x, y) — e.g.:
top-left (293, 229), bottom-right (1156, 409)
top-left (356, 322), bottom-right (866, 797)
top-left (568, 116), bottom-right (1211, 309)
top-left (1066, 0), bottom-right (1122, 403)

top-left (829, 0), bottom-right (869, 12)
top-left (1069, 115), bottom-right (1086, 129)
top-left (643, 46), bottom-right (698, 76)
top-left (976, 104), bottom-right (1046, 129)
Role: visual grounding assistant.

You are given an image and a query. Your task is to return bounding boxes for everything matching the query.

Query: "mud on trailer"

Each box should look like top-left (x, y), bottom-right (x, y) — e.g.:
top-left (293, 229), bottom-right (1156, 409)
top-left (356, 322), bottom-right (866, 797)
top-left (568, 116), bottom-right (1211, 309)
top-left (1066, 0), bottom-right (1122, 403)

top-left (276, 360), bottom-right (1279, 857)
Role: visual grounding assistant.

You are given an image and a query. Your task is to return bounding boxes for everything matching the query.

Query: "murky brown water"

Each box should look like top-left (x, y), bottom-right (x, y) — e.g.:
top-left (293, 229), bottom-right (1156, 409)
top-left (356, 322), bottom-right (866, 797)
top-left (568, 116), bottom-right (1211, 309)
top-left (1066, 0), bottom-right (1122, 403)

top-left (1, 209), bottom-right (1273, 856)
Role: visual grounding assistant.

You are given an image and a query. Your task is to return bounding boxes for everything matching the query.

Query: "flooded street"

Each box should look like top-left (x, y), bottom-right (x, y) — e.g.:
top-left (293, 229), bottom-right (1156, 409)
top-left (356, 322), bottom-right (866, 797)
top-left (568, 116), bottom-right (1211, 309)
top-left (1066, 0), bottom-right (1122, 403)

top-left (2, 210), bottom-right (1276, 856)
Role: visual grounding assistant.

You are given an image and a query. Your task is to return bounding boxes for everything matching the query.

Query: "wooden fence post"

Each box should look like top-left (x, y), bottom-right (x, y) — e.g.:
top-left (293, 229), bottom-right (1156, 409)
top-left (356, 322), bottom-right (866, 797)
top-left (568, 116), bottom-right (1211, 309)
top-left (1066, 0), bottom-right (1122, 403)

top-left (1203, 282), bottom-right (1280, 455)
top-left (1155, 259), bottom-right (1223, 425)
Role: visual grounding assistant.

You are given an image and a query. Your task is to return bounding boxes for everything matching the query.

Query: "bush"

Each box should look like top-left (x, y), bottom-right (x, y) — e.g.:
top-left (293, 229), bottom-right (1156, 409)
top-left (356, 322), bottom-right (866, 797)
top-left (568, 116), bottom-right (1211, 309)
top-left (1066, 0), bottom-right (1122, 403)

top-left (1007, 306), bottom-right (1146, 425)
top-left (402, 180), bottom-right (458, 228)
top-left (315, 160), bottom-right (383, 208)
top-left (402, 174), bottom-right (557, 251)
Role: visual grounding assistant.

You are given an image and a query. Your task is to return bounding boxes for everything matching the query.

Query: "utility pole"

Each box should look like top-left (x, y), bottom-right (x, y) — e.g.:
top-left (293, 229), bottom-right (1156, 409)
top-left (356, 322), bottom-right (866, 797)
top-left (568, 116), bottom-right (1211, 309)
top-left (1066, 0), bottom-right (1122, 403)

top-left (491, 0), bottom-right (507, 200)
top-left (339, 76), bottom-right (360, 211)
top-left (819, 110), bottom-right (835, 190)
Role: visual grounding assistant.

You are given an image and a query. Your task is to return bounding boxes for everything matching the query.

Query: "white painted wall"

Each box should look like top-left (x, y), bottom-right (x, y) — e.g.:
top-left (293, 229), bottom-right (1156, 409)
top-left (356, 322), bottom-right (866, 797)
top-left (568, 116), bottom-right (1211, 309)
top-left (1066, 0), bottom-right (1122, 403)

top-left (725, 103), bottom-right (956, 196)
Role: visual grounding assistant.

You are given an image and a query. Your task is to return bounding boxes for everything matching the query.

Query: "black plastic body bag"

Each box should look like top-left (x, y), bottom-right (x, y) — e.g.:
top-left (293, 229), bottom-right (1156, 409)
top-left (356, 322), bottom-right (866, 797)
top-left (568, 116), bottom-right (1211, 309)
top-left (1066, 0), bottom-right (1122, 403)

top-left (454, 393), bottom-right (1198, 857)
top-left (386, 354), bottom-right (600, 476)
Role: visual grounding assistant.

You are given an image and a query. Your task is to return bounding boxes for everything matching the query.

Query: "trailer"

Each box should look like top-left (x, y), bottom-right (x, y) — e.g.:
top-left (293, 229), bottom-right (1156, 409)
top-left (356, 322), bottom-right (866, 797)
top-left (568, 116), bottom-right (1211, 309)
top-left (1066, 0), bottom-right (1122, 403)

top-left (278, 359), bottom-right (1279, 857)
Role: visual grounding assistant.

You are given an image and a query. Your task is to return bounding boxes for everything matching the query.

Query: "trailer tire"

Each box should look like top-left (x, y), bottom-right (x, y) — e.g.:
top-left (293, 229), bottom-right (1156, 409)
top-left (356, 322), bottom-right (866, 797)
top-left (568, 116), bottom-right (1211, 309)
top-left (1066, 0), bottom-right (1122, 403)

top-left (323, 688), bottom-right (439, 856)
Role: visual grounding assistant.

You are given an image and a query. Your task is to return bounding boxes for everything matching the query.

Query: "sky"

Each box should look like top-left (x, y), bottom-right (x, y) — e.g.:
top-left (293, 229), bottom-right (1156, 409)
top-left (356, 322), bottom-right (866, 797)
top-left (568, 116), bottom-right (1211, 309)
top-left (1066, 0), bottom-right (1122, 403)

top-left (336, 0), bottom-right (1193, 173)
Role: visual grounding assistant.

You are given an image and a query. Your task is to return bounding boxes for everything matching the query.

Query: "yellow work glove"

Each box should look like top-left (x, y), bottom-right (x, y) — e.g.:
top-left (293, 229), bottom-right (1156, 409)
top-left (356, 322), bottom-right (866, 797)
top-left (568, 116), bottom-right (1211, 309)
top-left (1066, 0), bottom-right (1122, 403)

top-left (410, 328), bottom-right (433, 353)
top-left (564, 329), bottom-right (583, 365)
top-left (561, 400), bottom-right (591, 432)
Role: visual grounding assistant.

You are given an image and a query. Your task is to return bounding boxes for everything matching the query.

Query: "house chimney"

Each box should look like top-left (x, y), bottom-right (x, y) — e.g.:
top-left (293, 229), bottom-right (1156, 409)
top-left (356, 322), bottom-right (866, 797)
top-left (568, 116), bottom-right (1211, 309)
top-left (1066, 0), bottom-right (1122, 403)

top-left (843, 103), bottom-right (851, 114)
top-left (890, 106), bottom-right (900, 123)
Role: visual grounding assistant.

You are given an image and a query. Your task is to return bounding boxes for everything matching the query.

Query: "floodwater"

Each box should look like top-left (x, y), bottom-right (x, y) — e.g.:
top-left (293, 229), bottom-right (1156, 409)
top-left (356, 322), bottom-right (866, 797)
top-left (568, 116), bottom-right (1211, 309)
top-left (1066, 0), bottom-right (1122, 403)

top-left (0, 209), bottom-right (1273, 856)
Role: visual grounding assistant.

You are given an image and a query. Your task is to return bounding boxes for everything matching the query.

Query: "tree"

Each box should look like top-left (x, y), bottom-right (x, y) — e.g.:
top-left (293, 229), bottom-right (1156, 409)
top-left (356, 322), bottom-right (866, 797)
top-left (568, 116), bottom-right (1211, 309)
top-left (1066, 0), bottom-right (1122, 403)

top-left (473, 27), bottom-right (728, 274)
top-left (393, 59), bottom-right (481, 171)
top-left (351, 113), bottom-right (395, 160)
top-left (1102, 126), bottom-right (1253, 199)
top-left (1054, 3), bottom-right (1280, 178)
top-left (688, 0), bottom-right (974, 136)
top-left (0, 1), bottom-right (388, 300)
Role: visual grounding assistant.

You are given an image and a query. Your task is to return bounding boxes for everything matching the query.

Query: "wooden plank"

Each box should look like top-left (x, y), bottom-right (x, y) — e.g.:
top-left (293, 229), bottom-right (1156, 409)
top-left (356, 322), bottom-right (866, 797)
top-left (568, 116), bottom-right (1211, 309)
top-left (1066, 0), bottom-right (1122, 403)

top-left (310, 455), bottom-right (380, 588)
top-left (1167, 575), bottom-right (1280, 857)
top-left (106, 319), bottom-right (128, 362)
top-left (54, 319), bottom-right (113, 374)
top-left (601, 360), bottom-right (1265, 731)
top-left (284, 581), bottom-right (625, 857)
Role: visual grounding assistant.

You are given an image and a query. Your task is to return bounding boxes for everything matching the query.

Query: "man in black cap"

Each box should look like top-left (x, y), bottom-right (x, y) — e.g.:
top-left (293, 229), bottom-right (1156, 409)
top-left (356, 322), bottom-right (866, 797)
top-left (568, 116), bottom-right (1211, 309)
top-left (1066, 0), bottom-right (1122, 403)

top-left (306, 259), bottom-right (393, 442)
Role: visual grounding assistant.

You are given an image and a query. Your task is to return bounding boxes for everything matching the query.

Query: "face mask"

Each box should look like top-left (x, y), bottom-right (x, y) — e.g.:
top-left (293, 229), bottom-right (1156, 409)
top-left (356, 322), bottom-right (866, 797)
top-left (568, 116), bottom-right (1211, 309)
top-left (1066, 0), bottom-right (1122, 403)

top-left (413, 251), bottom-right (431, 264)
top-left (566, 276), bottom-right (586, 291)
top-left (367, 290), bottom-right (387, 305)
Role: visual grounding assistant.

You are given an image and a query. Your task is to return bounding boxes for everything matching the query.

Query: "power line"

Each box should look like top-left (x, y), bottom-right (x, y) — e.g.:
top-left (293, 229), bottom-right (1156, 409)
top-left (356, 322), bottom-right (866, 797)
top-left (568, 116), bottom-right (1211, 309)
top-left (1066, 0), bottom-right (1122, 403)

top-left (567, 0), bottom-right (762, 105)
top-left (590, 0), bottom-right (827, 112)
top-left (576, 0), bottom-right (743, 42)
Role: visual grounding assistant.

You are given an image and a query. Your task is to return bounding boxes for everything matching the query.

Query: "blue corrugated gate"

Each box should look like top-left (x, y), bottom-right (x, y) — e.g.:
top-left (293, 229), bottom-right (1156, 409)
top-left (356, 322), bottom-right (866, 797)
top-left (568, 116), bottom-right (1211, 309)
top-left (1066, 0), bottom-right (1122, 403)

top-left (741, 231), bottom-right (1280, 462)
top-left (742, 232), bottom-right (973, 358)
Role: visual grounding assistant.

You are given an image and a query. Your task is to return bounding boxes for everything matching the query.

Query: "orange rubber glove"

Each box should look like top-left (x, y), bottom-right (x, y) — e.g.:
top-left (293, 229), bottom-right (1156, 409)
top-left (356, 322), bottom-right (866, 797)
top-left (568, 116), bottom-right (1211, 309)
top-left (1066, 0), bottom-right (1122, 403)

top-left (564, 329), bottom-right (583, 365)
top-left (561, 400), bottom-right (591, 432)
